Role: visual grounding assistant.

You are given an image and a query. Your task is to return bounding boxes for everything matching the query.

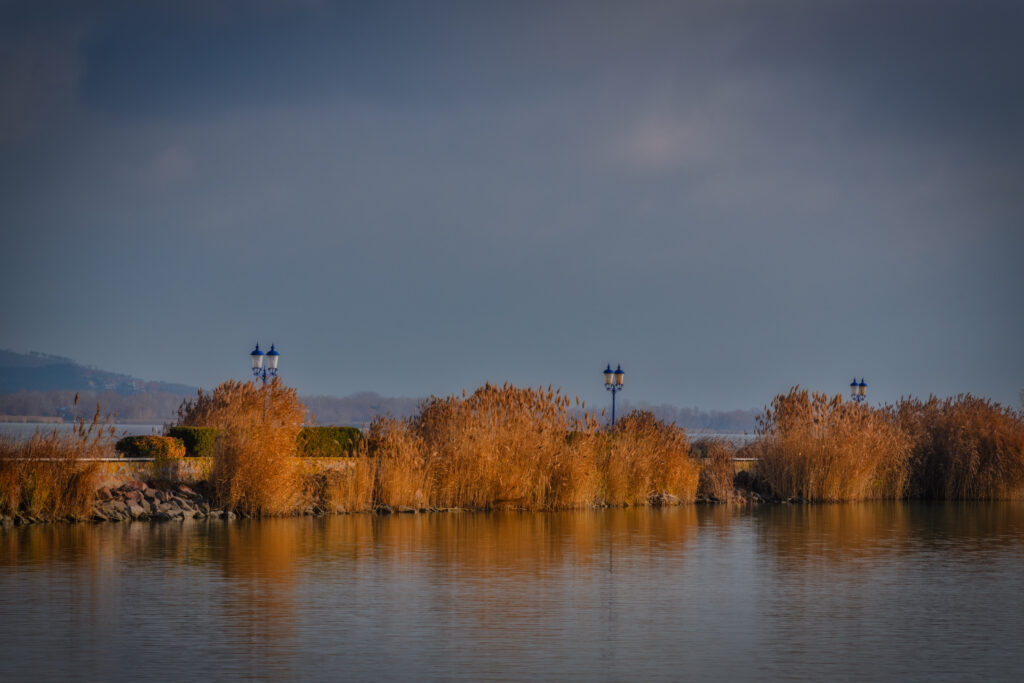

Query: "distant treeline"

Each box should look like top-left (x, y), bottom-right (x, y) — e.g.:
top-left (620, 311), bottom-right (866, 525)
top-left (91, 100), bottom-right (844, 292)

top-left (0, 389), bottom-right (756, 429)
top-left (618, 400), bottom-right (757, 432)
top-left (0, 389), bottom-right (423, 426)
top-left (302, 393), bottom-right (422, 426)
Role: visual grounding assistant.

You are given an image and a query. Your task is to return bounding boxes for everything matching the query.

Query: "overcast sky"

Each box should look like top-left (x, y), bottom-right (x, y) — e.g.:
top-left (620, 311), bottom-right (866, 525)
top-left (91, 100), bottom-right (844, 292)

top-left (1, 0), bottom-right (1021, 411)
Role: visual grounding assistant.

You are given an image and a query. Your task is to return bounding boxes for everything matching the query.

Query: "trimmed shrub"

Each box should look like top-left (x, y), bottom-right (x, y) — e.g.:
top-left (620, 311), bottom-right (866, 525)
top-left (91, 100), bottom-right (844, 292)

top-left (167, 426), bottom-right (218, 458)
top-left (297, 426), bottom-right (364, 457)
top-left (115, 435), bottom-right (186, 460)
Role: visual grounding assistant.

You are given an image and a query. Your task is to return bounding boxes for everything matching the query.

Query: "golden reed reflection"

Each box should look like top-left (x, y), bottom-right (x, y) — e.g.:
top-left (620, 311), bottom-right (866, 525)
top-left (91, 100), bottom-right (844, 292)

top-left (4, 504), bottom-right (1020, 577)
top-left (755, 501), bottom-right (1024, 567)
top-left (352, 506), bottom-right (700, 576)
top-left (0, 507), bottom-right (701, 574)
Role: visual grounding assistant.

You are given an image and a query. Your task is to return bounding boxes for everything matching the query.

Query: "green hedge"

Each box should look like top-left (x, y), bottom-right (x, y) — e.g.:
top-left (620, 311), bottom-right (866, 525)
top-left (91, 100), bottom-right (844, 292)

top-left (167, 426), bottom-right (218, 458)
top-left (115, 435), bottom-right (186, 459)
top-left (297, 426), bottom-right (364, 457)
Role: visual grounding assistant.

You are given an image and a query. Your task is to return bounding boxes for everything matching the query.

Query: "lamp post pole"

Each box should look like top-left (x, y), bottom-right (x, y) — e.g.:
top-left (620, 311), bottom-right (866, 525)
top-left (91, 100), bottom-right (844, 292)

top-left (849, 377), bottom-right (867, 404)
top-left (603, 364), bottom-right (625, 426)
top-left (251, 343), bottom-right (280, 386)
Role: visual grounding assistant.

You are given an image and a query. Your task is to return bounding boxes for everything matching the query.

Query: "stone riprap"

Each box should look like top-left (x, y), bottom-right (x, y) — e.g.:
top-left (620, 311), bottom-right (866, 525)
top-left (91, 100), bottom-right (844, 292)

top-left (89, 480), bottom-right (221, 522)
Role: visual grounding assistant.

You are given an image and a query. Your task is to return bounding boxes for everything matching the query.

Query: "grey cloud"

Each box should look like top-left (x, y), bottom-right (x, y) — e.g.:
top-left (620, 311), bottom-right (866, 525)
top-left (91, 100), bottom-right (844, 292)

top-left (0, 1), bottom-right (1021, 410)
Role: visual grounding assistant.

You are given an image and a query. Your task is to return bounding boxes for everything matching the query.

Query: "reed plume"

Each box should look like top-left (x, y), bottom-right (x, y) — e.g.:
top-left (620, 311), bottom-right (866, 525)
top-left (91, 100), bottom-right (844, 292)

top-left (755, 387), bottom-right (910, 501)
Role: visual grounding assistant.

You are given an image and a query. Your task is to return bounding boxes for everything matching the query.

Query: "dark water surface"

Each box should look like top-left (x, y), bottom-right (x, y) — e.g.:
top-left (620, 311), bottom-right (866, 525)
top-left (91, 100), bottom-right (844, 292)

top-left (2, 504), bottom-right (1023, 682)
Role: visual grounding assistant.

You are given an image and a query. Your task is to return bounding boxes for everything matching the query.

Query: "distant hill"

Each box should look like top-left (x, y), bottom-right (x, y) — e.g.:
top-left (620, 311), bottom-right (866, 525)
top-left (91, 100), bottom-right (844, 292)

top-left (0, 350), bottom-right (196, 396)
top-left (0, 349), bottom-right (423, 424)
top-left (0, 349), bottom-right (758, 430)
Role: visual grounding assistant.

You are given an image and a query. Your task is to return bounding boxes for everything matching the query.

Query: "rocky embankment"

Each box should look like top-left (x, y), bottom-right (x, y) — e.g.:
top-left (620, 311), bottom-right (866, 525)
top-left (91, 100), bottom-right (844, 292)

top-left (697, 488), bottom-right (808, 505)
top-left (1, 481), bottom-right (230, 527)
top-left (0, 482), bottom-right (788, 528)
top-left (90, 481), bottom-right (224, 522)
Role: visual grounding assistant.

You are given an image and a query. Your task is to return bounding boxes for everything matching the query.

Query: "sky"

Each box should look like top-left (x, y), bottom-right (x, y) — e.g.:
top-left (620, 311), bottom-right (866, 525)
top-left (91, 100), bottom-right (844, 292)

top-left (1, 0), bottom-right (1022, 412)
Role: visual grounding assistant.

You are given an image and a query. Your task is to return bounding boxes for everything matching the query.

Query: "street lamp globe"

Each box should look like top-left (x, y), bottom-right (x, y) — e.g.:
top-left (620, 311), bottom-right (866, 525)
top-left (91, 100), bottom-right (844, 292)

top-left (266, 344), bottom-right (280, 372)
top-left (614, 365), bottom-right (625, 386)
top-left (251, 343), bottom-right (265, 370)
top-left (604, 364), bottom-right (614, 386)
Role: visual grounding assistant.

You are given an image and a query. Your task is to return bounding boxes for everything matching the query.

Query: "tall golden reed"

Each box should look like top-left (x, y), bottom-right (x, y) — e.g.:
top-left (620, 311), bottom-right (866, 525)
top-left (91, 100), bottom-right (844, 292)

top-left (178, 379), bottom-right (305, 515)
top-left (366, 384), bottom-right (699, 509)
top-left (898, 395), bottom-right (1024, 500)
top-left (0, 397), bottom-right (110, 519)
top-left (602, 411), bottom-right (699, 505)
top-left (754, 387), bottom-right (910, 501)
top-left (694, 437), bottom-right (737, 500)
top-left (302, 462), bottom-right (375, 513)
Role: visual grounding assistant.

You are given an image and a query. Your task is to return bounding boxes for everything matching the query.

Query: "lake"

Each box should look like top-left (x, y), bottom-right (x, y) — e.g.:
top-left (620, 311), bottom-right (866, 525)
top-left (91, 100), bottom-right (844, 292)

top-left (0, 422), bottom-right (164, 442)
top-left (1, 504), bottom-right (1022, 681)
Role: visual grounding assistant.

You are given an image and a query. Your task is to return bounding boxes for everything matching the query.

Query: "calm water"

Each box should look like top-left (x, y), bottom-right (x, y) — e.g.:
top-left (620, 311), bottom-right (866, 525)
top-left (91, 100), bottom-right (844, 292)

top-left (1, 504), bottom-right (1022, 682)
top-left (0, 422), bottom-right (163, 442)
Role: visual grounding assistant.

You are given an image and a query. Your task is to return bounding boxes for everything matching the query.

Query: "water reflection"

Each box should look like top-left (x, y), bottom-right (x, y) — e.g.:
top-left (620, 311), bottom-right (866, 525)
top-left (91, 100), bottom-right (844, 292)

top-left (1, 504), bottom-right (1022, 682)
top-left (755, 502), bottom-right (1024, 565)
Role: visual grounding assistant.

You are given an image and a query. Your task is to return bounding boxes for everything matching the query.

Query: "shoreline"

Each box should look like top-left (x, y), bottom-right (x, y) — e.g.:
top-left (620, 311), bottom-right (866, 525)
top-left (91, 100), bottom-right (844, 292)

top-left (0, 479), bottom-right (793, 528)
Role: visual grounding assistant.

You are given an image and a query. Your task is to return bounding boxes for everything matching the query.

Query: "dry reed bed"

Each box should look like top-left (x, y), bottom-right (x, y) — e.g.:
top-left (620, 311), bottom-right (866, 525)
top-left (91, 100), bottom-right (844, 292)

top-left (367, 384), bottom-right (699, 511)
top-left (0, 398), bottom-right (111, 519)
top-left (752, 388), bottom-right (1024, 502)
top-left (5, 381), bottom-right (1023, 520)
top-left (693, 438), bottom-right (737, 500)
top-left (174, 381), bottom-right (699, 514)
top-left (177, 379), bottom-right (305, 515)
top-left (753, 388), bottom-right (911, 502)
top-left (897, 395), bottom-right (1024, 500)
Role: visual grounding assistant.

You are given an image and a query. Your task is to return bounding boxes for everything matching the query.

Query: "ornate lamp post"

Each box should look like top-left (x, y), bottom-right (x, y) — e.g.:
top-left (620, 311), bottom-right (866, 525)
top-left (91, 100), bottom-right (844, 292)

top-left (604, 364), bottom-right (625, 426)
top-left (251, 343), bottom-right (280, 386)
top-left (850, 377), bottom-right (867, 404)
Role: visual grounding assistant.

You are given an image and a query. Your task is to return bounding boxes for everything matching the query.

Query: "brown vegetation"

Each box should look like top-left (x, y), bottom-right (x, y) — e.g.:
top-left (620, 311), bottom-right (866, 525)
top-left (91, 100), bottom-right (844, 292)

top-left (898, 395), bottom-right (1024, 500)
top-left (603, 410), bottom-right (699, 505)
top-left (178, 379), bottom-right (305, 515)
top-left (302, 463), bottom-right (375, 513)
top-left (694, 438), bottom-right (737, 500)
top-left (754, 388), bottom-right (911, 501)
top-left (365, 386), bottom-right (699, 510)
top-left (0, 398), bottom-right (111, 519)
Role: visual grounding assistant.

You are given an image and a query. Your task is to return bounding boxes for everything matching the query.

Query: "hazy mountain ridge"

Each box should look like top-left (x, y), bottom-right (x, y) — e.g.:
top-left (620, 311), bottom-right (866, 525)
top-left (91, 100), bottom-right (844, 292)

top-left (0, 349), bottom-right (197, 396)
top-left (0, 350), bottom-right (758, 430)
